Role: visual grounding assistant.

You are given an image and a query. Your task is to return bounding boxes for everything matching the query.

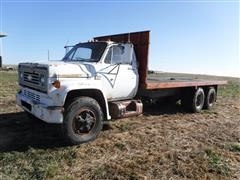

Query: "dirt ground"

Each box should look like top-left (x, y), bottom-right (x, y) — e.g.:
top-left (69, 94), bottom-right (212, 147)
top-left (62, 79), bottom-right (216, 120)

top-left (0, 71), bottom-right (240, 179)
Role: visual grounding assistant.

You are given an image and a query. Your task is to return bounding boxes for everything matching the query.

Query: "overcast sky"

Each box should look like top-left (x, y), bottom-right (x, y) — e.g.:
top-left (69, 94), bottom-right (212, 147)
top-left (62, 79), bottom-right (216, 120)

top-left (0, 0), bottom-right (239, 77)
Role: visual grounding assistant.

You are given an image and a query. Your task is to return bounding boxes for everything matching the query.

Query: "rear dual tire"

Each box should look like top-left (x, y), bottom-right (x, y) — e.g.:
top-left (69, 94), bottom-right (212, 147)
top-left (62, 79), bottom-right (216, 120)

top-left (182, 87), bottom-right (216, 113)
top-left (203, 87), bottom-right (216, 110)
top-left (182, 87), bottom-right (205, 113)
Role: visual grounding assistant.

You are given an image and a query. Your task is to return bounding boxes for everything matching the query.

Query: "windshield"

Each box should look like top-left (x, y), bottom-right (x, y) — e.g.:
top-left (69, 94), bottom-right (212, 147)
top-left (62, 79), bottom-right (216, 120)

top-left (62, 42), bottom-right (107, 62)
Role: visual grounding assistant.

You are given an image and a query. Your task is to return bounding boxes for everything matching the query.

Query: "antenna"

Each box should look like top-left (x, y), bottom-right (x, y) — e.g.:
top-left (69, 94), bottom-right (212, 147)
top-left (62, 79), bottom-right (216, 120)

top-left (48, 49), bottom-right (50, 61)
top-left (65, 40), bottom-right (69, 54)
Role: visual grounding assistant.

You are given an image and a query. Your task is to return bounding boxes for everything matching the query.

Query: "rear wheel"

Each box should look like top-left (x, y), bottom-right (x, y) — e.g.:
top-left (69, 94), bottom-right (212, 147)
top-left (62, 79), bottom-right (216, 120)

top-left (63, 97), bottom-right (103, 145)
top-left (182, 87), bottom-right (205, 113)
top-left (203, 87), bottom-right (216, 109)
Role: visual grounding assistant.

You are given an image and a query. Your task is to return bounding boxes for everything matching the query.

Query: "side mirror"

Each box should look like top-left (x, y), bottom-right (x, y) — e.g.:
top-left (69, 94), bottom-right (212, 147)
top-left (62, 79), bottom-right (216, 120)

top-left (121, 44), bottom-right (133, 65)
top-left (119, 45), bottom-right (125, 54)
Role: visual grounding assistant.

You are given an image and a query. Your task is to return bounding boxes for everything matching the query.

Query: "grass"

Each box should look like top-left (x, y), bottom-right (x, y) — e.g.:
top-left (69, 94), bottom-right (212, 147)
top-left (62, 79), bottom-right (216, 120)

top-left (224, 143), bottom-right (240, 152)
top-left (218, 81), bottom-right (240, 97)
top-left (205, 149), bottom-right (230, 175)
top-left (0, 71), bottom-right (17, 82)
top-left (0, 147), bottom-right (78, 179)
top-left (0, 71), bottom-right (18, 98)
top-left (93, 165), bottom-right (107, 177)
top-left (116, 122), bottom-right (134, 132)
top-left (114, 142), bottom-right (126, 151)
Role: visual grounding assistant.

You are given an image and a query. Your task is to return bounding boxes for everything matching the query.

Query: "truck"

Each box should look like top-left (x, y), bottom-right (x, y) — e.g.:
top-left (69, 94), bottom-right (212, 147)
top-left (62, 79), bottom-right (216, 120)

top-left (16, 31), bottom-right (227, 145)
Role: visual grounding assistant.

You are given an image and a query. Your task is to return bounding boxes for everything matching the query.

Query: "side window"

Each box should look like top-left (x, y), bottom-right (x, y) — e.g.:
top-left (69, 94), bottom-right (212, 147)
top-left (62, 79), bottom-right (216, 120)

top-left (112, 46), bottom-right (124, 64)
top-left (105, 45), bottom-right (132, 64)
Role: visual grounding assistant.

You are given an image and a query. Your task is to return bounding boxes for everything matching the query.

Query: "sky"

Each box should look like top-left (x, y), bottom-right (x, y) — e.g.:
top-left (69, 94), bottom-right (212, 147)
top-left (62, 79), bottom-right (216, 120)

top-left (0, 0), bottom-right (239, 77)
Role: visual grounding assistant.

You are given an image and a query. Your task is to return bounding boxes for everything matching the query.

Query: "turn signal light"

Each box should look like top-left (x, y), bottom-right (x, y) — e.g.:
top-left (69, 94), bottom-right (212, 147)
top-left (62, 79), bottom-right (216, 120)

top-left (52, 80), bottom-right (61, 88)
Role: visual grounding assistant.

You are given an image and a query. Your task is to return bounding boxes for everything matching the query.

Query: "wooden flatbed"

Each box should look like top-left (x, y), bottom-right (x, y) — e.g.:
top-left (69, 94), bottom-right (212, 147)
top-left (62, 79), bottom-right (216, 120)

top-left (145, 76), bottom-right (227, 89)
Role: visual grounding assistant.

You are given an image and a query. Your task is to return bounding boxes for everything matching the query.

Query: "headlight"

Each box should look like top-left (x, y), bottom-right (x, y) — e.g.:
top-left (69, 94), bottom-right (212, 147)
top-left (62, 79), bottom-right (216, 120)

top-left (40, 75), bottom-right (45, 84)
top-left (20, 72), bottom-right (23, 79)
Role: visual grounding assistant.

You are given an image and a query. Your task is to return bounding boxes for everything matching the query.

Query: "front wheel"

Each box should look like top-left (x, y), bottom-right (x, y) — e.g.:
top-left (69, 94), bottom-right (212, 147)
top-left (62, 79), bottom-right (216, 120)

top-left (63, 97), bottom-right (103, 145)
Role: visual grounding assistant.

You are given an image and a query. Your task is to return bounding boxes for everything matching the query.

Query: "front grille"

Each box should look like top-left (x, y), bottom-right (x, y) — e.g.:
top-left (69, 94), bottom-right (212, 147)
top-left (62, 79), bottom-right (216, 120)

top-left (23, 89), bottom-right (40, 102)
top-left (18, 64), bottom-right (48, 93)
top-left (23, 72), bottom-right (40, 85)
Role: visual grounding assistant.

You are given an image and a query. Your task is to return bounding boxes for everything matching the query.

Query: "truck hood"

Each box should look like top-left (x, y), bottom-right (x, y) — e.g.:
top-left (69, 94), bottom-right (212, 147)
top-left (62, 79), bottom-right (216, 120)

top-left (19, 60), bottom-right (97, 78)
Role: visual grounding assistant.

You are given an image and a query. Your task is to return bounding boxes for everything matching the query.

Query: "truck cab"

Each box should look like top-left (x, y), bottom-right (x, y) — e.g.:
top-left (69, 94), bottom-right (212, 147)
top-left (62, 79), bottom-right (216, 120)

top-left (17, 40), bottom-right (141, 144)
top-left (62, 41), bottom-right (139, 101)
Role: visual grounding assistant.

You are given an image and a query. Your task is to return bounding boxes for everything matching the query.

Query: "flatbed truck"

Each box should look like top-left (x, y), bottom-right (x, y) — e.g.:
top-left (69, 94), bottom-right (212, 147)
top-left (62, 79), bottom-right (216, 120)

top-left (16, 31), bottom-right (227, 144)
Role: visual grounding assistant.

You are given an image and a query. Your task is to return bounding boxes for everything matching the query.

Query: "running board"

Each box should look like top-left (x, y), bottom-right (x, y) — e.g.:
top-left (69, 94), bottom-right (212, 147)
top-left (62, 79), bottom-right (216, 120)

top-left (109, 100), bottom-right (143, 119)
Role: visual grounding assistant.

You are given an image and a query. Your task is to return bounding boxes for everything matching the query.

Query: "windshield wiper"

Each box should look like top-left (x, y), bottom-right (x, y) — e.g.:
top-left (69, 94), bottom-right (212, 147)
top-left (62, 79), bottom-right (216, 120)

top-left (74, 58), bottom-right (98, 62)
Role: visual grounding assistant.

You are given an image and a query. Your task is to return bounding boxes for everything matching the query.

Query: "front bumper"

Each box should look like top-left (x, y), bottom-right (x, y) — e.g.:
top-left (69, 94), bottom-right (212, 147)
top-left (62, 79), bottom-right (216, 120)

top-left (16, 91), bottom-right (63, 124)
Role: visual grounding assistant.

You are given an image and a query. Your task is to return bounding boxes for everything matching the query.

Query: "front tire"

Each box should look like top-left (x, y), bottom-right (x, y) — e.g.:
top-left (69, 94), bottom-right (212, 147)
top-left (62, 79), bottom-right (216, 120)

top-left (63, 97), bottom-right (103, 145)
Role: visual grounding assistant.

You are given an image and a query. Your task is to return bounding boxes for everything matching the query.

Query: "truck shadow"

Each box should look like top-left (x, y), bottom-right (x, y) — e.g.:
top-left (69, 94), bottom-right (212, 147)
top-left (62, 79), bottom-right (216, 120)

top-left (0, 102), bottom-right (183, 152)
top-left (0, 112), bottom-right (68, 152)
top-left (143, 101), bottom-right (184, 116)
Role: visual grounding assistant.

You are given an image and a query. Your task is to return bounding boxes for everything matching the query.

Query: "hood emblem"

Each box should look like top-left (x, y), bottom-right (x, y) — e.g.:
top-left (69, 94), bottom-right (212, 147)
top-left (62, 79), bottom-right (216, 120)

top-left (27, 75), bottom-right (32, 81)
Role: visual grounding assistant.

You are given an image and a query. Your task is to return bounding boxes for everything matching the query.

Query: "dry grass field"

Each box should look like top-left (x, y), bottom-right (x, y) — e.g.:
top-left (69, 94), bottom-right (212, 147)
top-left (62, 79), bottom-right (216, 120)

top-left (0, 71), bottom-right (239, 179)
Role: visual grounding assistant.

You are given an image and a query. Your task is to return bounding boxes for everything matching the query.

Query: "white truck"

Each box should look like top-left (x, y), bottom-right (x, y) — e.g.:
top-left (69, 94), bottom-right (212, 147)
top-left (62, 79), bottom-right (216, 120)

top-left (17, 31), bottom-right (226, 144)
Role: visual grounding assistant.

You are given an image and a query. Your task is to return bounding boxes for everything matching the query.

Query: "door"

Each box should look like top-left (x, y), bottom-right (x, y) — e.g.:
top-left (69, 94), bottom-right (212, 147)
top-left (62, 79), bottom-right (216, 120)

top-left (99, 43), bottom-right (139, 100)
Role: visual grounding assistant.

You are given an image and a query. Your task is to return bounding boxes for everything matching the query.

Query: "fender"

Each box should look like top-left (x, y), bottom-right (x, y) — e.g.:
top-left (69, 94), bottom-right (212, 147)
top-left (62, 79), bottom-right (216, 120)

top-left (64, 87), bottom-right (111, 120)
top-left (48, 79), bottom-right (110, 120)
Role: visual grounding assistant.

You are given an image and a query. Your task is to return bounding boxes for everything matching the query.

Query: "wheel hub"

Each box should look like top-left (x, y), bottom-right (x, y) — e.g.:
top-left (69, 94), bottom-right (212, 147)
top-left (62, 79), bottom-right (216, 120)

top-left (209, 93), bottom-right (215, 104)
top-left (73, 108), bottom-right (96, 134)
top-left (196, 93), bottom-right (204, 107)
